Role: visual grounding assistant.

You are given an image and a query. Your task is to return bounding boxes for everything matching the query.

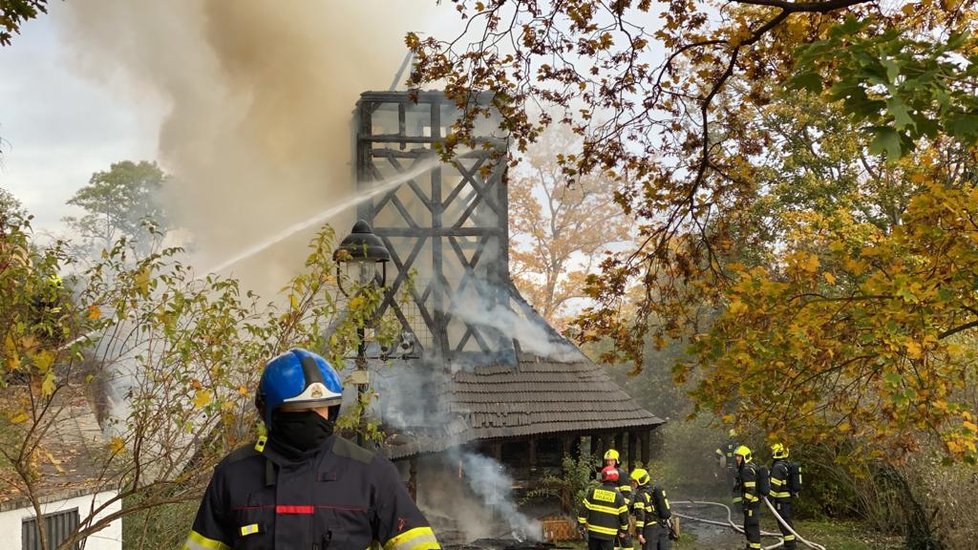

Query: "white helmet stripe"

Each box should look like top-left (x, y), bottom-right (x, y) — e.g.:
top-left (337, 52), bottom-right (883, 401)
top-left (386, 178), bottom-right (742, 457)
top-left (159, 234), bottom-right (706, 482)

top-left (282, 382), bottom-right (342, 405)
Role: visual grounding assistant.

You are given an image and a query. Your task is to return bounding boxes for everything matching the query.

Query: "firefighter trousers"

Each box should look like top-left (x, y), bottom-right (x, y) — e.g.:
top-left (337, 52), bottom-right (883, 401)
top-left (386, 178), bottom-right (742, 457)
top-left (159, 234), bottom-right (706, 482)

top-left (743, 507), bottom-right (761, 550)
top-left (774, 500), bottom-right (797, 549)
top-left (643, 523), bottom-right (671, 550)
top-left (589, 536), bottom-right (616, 550)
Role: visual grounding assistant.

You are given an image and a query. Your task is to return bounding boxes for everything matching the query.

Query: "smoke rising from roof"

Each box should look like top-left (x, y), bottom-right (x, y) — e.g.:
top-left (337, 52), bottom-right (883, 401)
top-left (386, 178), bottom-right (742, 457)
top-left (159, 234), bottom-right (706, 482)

top-left (59, 0), bottom-right (442, 291)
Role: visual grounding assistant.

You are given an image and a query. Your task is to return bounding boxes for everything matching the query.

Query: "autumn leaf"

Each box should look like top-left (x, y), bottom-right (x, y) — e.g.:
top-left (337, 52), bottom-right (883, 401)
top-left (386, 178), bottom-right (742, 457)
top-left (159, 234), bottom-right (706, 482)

top-left (905, 339), bottom-right (923, 359)
top-left (192, 389), bottom-right (213, 409)
top-left (107, 436), bottom-right (126, 455)
top-left (40, 370), bottom-right (56, 397)
top-left (87, 305), bottom-right (102, 320)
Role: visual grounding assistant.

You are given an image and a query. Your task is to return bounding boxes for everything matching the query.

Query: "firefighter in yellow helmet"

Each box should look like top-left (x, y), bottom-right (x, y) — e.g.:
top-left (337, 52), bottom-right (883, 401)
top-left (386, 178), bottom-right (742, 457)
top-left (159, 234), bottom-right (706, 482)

top-left (604, 449), bottom-right (634, 550)
top-left (603, 449), bottom-right (632, 503)
top-left (630, 468), bottom-right (672, 550)
top-left (734, 445), bottom-right (761, 550)
top-left (769, 443), bottom-right (796, 549)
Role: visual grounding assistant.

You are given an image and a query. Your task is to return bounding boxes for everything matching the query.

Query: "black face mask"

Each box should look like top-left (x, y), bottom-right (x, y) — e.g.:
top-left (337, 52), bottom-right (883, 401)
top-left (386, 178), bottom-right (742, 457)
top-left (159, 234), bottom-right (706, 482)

top-left (268, 409), bottom-right (334, 455)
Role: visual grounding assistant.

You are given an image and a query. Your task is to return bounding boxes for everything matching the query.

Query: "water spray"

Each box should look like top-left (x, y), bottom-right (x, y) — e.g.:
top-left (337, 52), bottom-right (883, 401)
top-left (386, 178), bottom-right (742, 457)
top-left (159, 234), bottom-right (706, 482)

top-left (206, 156), bottom-right (444, 274)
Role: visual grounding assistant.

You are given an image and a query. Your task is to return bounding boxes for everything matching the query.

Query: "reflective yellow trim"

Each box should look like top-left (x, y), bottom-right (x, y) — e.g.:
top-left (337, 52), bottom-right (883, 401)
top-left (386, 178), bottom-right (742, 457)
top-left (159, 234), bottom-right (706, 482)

top-left (183, 530), bottom-right (230, 550)
top-left (584, 501), bottom-right (623, 515)
top-left (578, 517), bottom-right (587, 524)
top-left (384, 526), bottom-right (439, 550)
top-left (771, 478), bottom-right (785, 487)
top-left (254, 436), bottom-right (267, 452)
top-left (240, 524), bottom-right (260, 536)
top-left (587, 524), bottom-right (619, 536)
top-left (770, 490), bottom-right (791, 499)
top-left (592, 489), bottom-right (617, 503)
top-left (743, 481), bottom-right (756, 488)
top-left (635, 521), bottom-right (645, 529)
top-left (784, 535), bottom-right (796, 541)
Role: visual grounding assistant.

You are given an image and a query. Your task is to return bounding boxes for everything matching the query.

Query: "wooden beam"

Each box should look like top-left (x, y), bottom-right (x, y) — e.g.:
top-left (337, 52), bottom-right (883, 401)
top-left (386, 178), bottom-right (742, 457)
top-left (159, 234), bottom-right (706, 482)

top-left (408, 457), bottom-right (418, 502)
top-left (641, 430), bottom-right (651, 465)
top-left (628, 431), bottom-right (639, 470)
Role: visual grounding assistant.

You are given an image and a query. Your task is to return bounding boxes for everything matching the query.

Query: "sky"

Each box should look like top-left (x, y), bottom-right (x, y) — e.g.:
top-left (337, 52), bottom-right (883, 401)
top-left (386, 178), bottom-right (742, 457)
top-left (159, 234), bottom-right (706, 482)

top-left (0, 1), bottom-right (451, 243)
top-left (0, 4), bottom-right (163, 235)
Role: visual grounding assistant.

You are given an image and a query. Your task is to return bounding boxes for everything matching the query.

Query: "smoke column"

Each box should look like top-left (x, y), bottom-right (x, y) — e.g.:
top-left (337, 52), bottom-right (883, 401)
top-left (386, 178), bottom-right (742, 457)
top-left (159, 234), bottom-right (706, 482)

top-left (58, 0), bottom-right (444, 292)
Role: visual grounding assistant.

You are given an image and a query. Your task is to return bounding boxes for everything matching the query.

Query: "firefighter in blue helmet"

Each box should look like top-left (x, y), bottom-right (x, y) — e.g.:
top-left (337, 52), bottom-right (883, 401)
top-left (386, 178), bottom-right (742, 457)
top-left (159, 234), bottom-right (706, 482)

top-left (183, 348), bottom-right (440, 550)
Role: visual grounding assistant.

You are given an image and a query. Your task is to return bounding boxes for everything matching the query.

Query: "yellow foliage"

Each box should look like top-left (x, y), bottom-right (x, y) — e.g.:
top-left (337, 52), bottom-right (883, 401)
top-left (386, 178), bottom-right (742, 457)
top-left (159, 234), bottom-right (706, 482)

top-left (905, 339), bottom-right (923, 359)
top-left (107, 436), bottom-right (125, 455)
top-left (193, 389), bottom-right (213, 409)
top-left (40, 370), bottom-right (56, 397)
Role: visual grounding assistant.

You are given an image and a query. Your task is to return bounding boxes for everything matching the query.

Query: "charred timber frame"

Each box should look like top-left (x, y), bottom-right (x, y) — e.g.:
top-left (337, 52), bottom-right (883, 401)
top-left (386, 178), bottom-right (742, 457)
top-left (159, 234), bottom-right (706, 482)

top-left (356, 91), bottom-right (511, 361)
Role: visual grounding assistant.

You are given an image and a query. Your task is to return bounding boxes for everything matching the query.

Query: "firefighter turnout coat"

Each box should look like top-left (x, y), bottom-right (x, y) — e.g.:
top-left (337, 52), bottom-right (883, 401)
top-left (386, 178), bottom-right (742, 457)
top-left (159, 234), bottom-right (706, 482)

top-left (632, 485), bottom-right (671, 534)
top-left (578, 481), bottom-right (630, 540)
top-left (183, 435), bottom-right (439, 550)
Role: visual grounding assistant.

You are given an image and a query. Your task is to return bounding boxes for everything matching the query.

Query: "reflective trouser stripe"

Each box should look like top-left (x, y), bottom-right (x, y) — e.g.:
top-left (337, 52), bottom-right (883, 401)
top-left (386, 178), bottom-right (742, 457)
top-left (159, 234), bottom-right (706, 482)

top-left (785, 535), bottom-right (796, 540)
top-left (384, 527), bottom-right (440, 550)
top-left (750, 544), bottom-right (761, 549)
top-left (770, 490), bottom-right (791, 499)
top-left (183, 531), bottom-right (230, 550)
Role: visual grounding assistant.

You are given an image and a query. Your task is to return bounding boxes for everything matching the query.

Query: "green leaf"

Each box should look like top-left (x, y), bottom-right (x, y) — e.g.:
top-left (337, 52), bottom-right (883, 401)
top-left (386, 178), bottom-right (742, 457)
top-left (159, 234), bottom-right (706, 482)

top-left (947, 113), bottom-right (978, 141)
top-left (867, 126), bottom-right (904, 159)
top-left (790, 71), bottom-right (823, 93)
top-left (884, 372), bottom-right (903, 387)
top-left (886, 97), bottom-right (915, 131)
top-left (882, 57), bottom-right (901, 84)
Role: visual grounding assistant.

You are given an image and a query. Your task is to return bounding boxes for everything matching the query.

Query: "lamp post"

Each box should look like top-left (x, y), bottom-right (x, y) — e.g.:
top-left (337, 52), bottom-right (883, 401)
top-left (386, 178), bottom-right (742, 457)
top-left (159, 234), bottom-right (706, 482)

top-left (334, 220), bottom-right (390, 446)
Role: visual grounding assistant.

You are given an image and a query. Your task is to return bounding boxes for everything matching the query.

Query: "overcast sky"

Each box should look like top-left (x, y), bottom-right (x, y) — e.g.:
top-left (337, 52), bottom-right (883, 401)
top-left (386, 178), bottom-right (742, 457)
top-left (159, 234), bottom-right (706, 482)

top-left (0, 5), bottom-right (163, 235)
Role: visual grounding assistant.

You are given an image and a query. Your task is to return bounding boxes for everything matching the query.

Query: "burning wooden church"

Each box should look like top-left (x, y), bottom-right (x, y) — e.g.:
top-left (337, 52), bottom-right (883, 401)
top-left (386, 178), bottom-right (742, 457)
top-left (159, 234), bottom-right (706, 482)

top-left (349, 91), bottom-right (663, 529)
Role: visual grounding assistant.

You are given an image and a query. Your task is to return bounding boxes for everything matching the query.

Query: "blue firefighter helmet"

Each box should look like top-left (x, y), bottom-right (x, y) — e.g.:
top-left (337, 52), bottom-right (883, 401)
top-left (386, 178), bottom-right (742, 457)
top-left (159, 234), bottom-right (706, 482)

top-left (255, 348), bottom-right (343, 427)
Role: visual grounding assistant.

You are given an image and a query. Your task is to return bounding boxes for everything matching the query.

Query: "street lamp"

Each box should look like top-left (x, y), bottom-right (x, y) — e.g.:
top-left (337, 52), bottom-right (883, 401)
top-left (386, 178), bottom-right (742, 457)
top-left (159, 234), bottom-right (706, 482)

top-left (333, 220), bottom-right (390, 446)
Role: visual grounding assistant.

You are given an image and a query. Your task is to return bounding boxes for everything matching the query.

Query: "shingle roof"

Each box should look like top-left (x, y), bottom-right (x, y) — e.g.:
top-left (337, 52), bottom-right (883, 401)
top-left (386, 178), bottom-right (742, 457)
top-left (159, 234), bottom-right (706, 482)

top-left (0, 385), bottom-right (110, 511)
top-left (377, 353), bottom-right (664, 460)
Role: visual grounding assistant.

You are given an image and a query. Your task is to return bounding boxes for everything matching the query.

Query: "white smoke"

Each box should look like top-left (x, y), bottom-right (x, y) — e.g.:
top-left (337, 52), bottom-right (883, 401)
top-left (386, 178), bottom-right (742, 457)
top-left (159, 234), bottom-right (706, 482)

top-left (417, 450), bottom-right (541, 544)
top-left (448, 279), bottom-right (584, 362)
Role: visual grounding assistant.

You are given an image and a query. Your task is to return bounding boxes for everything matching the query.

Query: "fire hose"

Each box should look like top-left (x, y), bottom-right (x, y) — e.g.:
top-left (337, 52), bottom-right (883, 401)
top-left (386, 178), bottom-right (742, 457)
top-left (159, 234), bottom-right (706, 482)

top-left (670, 499), bottom-right (825, 550)
top-left (762, 497), bottom-right (827, 550)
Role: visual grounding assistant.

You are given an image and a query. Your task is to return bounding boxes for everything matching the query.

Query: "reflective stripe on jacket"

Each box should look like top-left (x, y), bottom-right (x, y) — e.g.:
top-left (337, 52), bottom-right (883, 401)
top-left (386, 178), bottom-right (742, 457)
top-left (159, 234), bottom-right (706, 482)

top-left (770, 459), bottom-right (791, 500)
top-left (578, 482), bottom-right (629, 540)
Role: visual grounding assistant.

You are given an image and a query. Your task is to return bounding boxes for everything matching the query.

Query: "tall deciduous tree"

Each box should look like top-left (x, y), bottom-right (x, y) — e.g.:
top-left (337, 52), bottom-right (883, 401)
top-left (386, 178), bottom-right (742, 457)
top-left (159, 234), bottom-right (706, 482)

top-left (509, 127), bottom-right (631, 328)
top-left (409, 1), bottom-right (978, 463)
top-left (64, 160), bottom-right (168, 257)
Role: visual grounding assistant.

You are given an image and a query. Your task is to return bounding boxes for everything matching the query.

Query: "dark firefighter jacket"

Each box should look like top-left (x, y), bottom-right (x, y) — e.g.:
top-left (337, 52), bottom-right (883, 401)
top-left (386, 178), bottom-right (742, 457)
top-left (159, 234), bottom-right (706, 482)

top-left (632, 485), bottom-right (671, 531)
top-left (183, 435), bottom-right (439, 550)
top-left (769, 459), bottom-right (791, 501)
top-left (735, 461), bottom-right (761, 510)
top-left (578, 481), bottom-right (629, 540)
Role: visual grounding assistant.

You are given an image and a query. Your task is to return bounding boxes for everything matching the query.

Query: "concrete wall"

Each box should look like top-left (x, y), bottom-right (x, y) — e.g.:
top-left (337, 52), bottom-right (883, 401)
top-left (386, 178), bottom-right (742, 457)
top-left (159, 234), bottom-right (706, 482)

top-left (0, 491), bottom-right (122, 550)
